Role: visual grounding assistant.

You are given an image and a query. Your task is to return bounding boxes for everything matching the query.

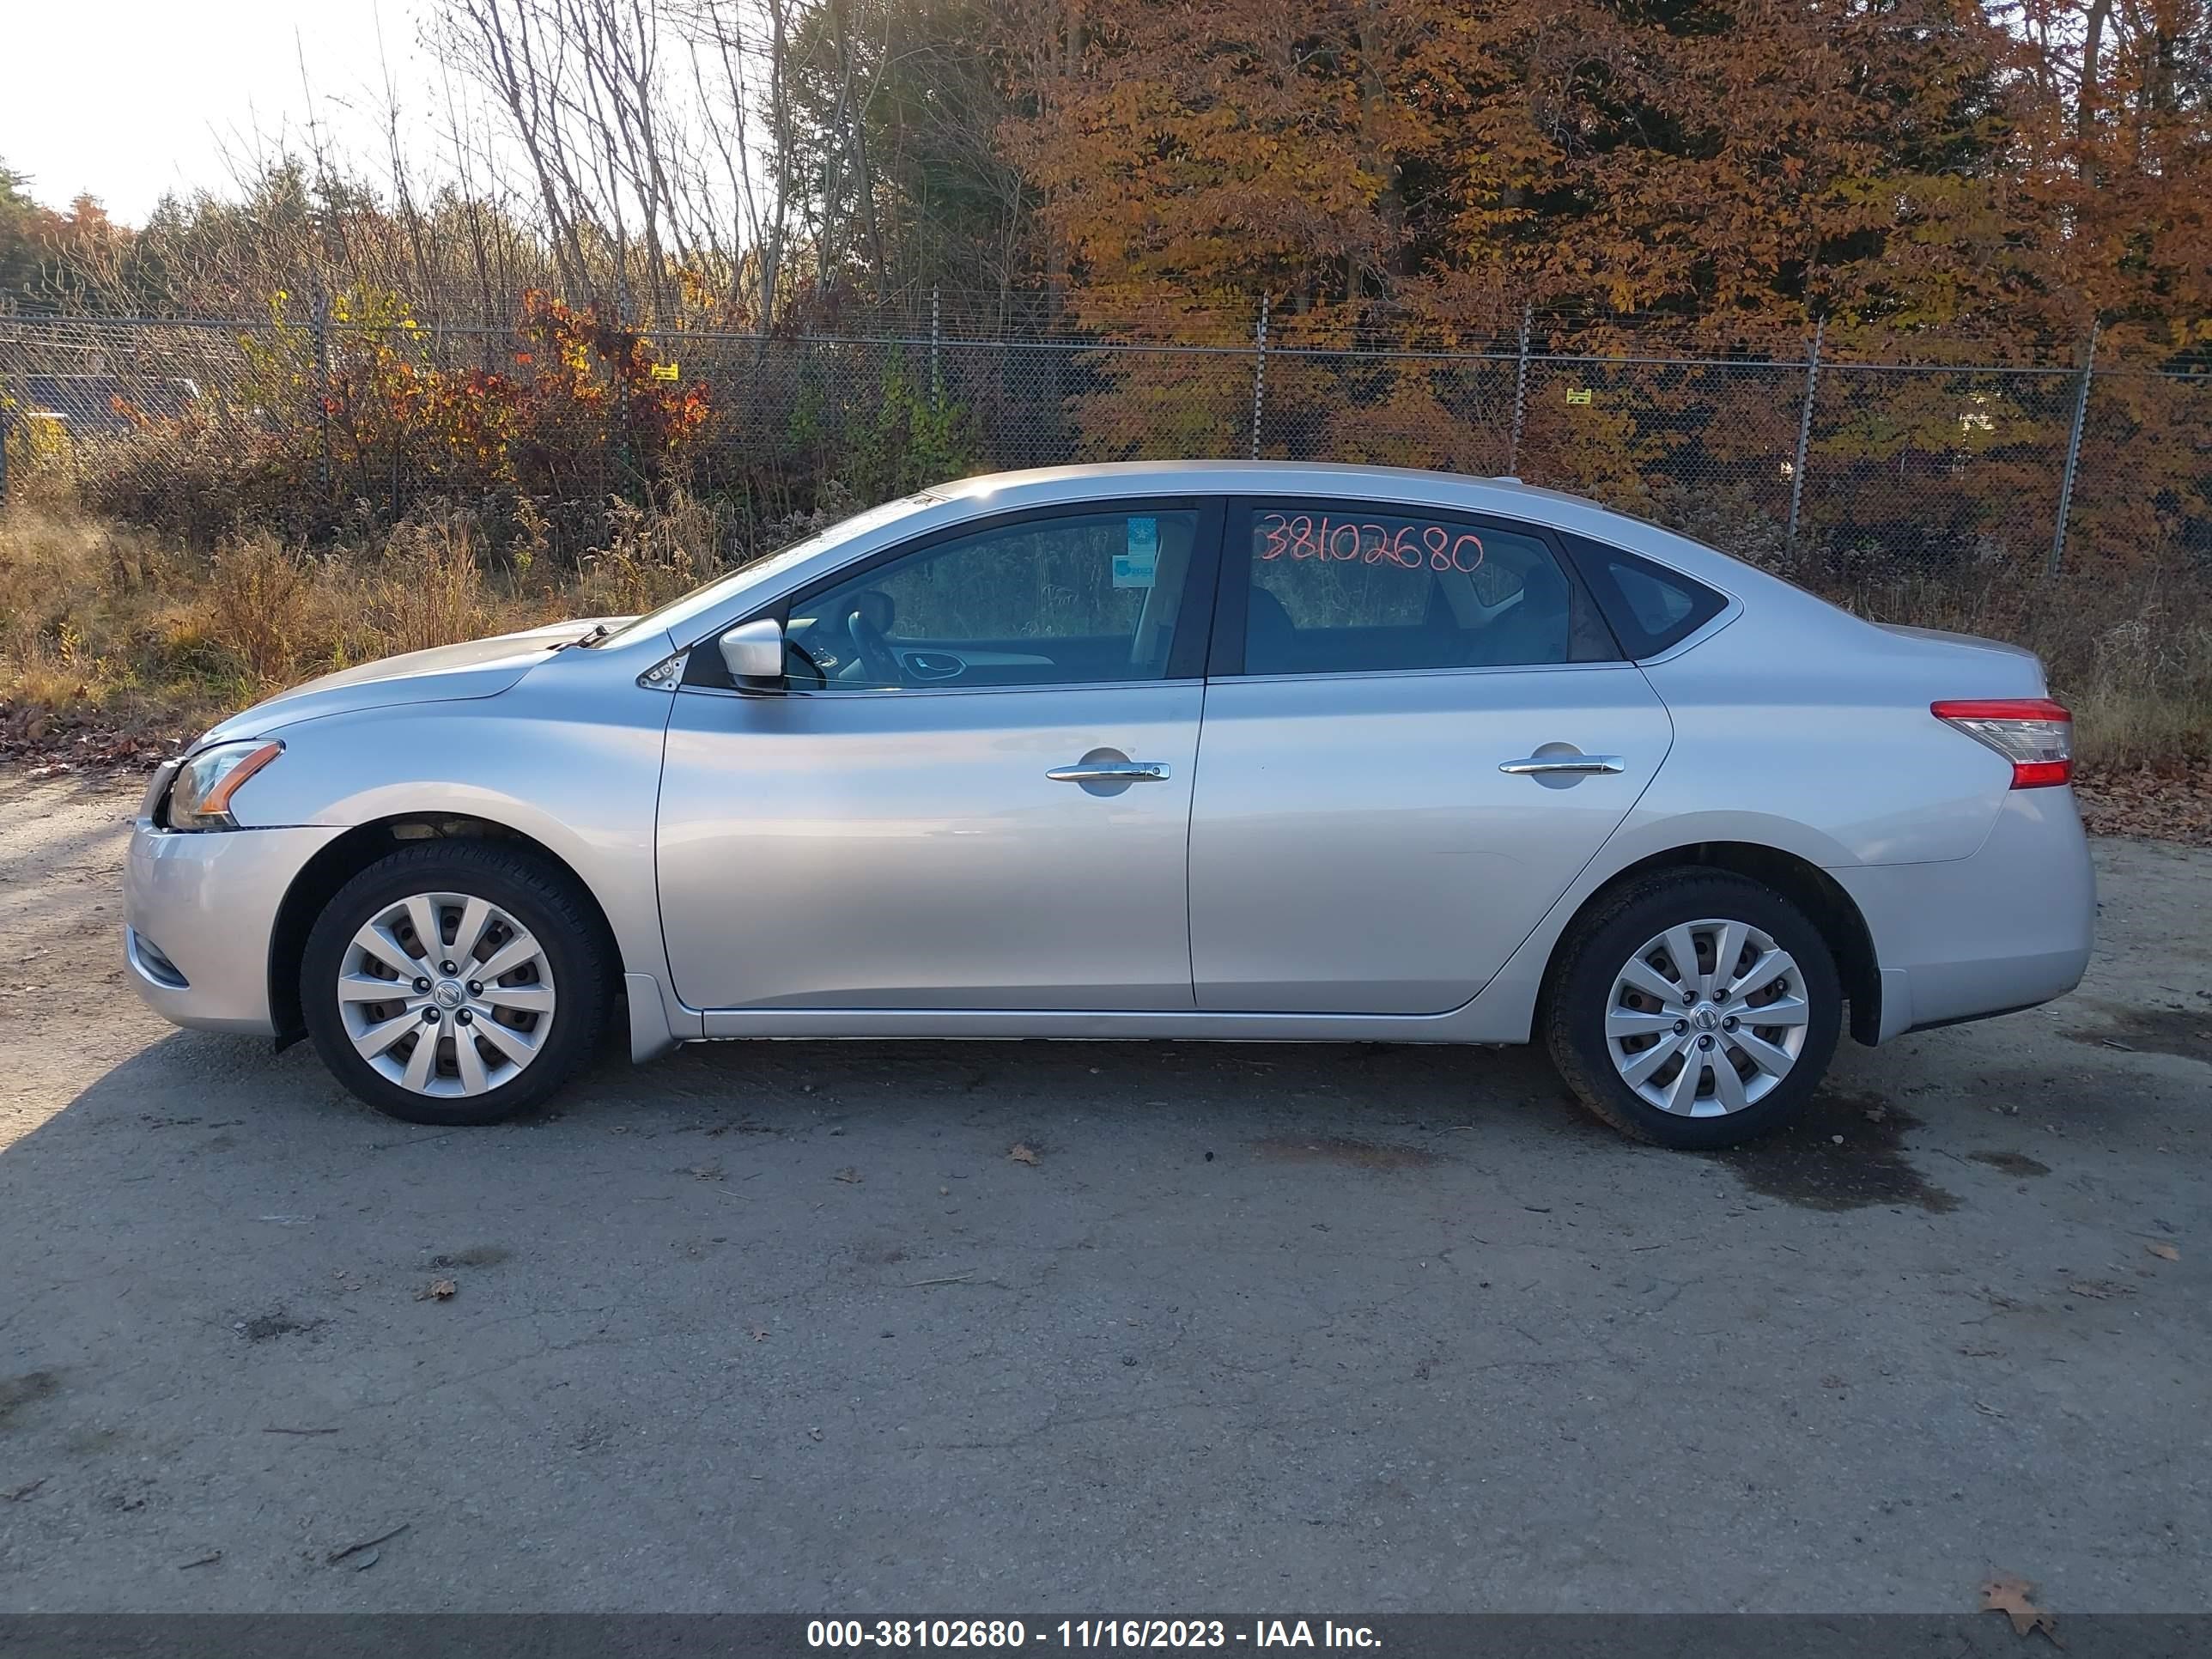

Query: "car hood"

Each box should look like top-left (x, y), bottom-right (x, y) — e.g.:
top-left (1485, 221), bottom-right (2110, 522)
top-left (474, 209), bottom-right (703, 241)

top-left (199, 617), bottom-right (630, 744)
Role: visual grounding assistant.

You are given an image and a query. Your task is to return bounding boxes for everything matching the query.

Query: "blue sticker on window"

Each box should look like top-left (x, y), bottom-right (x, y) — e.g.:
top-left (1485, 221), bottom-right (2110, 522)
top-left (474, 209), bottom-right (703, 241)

top-left (1115, 516), bottom-right (1159, 588)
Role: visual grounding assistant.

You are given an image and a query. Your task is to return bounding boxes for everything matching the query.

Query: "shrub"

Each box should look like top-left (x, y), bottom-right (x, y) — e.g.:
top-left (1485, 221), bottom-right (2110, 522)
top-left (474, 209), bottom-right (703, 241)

top-left (76, 289), bottom-right (717, 556)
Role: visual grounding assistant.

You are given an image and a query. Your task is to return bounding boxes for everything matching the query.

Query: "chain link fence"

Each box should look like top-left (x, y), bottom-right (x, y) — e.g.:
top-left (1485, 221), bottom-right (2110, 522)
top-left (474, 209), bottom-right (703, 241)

top-left (2, 303), bottom-right (2206, 585)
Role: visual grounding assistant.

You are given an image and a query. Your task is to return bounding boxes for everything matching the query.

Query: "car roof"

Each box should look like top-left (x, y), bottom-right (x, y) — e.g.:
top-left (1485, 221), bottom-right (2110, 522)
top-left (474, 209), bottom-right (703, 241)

top-left (924, 461), bottom-right (1732, 580)
top-left (929, 459), bottom-right (1571, 507)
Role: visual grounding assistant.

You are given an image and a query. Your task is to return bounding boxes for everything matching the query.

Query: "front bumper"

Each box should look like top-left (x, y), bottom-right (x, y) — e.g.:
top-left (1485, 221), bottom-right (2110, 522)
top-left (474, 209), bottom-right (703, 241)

top-left (123, 817), bottom-right (347, 1035)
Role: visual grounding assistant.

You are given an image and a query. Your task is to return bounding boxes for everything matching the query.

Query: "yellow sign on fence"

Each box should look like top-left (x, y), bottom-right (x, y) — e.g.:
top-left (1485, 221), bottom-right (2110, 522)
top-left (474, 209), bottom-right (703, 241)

top-left (650, 362), bottom-right (681, 382)
top-left (1565, 387), bottom-right (1593, 405)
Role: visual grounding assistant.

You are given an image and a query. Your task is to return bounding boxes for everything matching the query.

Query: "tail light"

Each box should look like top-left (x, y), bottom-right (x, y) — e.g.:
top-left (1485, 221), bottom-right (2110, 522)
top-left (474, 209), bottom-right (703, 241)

top-left (1931, 698), bottom-right (2072, 788)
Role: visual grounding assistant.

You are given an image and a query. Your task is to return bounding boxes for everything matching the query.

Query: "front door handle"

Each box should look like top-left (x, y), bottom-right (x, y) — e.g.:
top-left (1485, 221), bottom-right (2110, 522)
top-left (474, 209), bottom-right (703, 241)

top-left (1499, 755), bottom-right (1626, 776)
top-left (1047, 760), bottom-right (1173, 783)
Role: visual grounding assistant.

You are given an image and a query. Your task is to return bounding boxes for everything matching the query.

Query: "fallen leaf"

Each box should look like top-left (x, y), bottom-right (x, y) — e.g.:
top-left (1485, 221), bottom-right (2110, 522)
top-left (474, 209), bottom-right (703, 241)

top-left (833, 1167), bottom-right (861, 1184)
top-left (1981, 1575), bottom-right (2059, 1643)
top-left (2075, 765), bottom-right (2212, 848)
top-left (415, 1279), bottom-right (458, 1302)
top-left (2146, 1243), bottom-right (2180, 1262)
top-left (1008, 1143), bottom-right (1040, 1165)
top-left (807, 1426), bottom-right (823, 1442)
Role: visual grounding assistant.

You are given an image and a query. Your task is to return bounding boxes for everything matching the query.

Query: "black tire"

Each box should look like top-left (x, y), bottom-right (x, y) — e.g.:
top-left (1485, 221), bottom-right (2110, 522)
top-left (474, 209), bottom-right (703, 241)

top-left (301, 841), bottom-right (611, 1125)
top-left (1541, 869), bottom-right (1841, 1150)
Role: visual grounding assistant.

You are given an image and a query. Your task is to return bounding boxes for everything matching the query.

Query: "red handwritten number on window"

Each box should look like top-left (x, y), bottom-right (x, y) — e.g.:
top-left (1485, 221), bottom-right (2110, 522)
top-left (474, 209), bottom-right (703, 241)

top-left (1257, 514), bottom-right (1481, 574)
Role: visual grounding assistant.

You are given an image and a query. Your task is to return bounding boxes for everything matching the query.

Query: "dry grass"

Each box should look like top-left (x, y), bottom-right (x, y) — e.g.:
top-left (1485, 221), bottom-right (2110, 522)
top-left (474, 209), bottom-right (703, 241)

top-left (0, 495), bottom-right (725, 747)
top-left (1846, 562), bottom-right (2212, 770)
top-left (3, 494), bottom-right (2207, 775)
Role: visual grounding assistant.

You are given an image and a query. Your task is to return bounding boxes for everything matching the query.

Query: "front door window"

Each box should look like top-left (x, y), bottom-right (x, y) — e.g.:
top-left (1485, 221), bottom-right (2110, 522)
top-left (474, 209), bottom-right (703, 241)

top-left (787, 508), bottom-right (1204, 690)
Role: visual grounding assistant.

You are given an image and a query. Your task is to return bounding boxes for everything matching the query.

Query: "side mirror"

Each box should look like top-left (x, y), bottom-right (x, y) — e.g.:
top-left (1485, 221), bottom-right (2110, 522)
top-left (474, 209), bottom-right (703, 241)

top-left (718, 617), bottom-right (786, 687)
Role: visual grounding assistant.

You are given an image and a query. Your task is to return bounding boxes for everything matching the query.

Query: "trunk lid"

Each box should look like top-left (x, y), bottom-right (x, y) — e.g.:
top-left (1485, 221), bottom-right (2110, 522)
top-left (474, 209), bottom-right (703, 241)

top-left (1873, 623), bottom-right (2050, 696)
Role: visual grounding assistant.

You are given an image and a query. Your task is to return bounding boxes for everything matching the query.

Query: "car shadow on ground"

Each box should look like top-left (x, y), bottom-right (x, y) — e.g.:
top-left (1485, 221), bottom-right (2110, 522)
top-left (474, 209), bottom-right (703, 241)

top-left (0, 1012), bottom-right (2075, 1245)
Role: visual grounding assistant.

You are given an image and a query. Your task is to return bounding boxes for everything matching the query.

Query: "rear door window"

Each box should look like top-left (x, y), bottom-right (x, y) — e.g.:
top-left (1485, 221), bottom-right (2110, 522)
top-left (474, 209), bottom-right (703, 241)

top-left (1223, 504), bottom-right (1616, 676)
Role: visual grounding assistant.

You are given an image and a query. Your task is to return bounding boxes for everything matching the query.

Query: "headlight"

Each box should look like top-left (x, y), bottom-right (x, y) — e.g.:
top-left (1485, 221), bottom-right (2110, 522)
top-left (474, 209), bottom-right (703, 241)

top-left (164, 740), bottom-right (284, 830)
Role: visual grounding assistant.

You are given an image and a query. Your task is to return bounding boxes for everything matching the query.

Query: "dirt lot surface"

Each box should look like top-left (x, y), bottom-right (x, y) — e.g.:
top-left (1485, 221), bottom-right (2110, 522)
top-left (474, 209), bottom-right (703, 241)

top-left (0, 769), bottom-right (2205, 1613)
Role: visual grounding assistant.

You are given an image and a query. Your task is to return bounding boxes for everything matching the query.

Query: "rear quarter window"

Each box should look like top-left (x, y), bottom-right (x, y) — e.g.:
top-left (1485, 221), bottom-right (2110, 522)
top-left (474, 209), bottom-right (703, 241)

top-left (1561, 532), bottom-right (1728, 659)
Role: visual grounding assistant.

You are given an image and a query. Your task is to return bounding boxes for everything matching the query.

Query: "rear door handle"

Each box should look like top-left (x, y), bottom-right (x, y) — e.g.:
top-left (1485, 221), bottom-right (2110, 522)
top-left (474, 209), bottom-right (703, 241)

top-left (1047, 760), bottom-right (1173, 783)
top-left (1498, 755), bottom-right (1626, 776)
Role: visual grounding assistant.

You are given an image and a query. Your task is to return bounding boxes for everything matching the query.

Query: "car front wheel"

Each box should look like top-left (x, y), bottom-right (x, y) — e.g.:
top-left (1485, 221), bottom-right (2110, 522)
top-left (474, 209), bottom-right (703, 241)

top-left (301, 842), bottom-right (610, 1125)
top-left (1543, 870), bottom-right (1842, 1149)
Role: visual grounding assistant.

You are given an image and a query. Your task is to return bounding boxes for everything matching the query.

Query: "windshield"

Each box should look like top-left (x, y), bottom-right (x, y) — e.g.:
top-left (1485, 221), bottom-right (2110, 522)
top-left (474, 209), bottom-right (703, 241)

top-left (592, 494), bottom-right (942, 649)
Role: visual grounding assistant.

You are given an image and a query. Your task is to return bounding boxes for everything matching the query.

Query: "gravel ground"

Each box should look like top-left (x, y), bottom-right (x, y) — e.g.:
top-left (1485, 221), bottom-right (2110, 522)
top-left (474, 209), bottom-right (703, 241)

top-left (0, 769), bottom-right (2205, 1614)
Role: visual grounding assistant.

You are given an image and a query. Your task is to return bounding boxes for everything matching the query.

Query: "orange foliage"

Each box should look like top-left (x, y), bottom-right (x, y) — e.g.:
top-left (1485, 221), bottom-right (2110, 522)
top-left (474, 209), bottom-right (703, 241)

top-left (1004, 0), bottom-right (2210, 352)
top-left (302, 289), bottom-right (710, 497)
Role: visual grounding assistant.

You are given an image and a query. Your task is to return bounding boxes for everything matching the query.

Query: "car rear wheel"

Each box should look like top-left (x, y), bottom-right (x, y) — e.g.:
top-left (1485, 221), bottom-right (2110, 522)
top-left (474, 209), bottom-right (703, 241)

top-left (301, 842), bottom-right (610, 1125)
top-left (1543, 870), bottom-right (1841, 1149)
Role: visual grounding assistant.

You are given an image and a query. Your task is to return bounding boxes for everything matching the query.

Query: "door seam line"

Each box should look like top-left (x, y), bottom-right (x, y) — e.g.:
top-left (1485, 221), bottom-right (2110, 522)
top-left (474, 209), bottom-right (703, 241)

top-left (1181, 678), bottom-right (1207, 1010)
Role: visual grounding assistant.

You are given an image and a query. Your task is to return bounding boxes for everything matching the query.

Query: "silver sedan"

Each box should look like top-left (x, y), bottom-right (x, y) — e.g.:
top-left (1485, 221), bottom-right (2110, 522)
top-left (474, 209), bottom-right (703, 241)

top-left (123, 462), bottom-right (2094, 1147)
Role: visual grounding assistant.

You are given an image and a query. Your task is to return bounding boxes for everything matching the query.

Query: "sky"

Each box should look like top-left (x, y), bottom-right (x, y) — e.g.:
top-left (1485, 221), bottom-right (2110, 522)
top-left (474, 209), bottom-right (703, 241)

top-left (3, 0), bottom-right (438, 222)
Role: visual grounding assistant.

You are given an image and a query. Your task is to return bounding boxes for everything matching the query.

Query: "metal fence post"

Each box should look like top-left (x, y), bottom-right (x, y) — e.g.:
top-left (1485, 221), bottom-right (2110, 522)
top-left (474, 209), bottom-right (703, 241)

top-left (1507, 303), bottom-right (1533, 475)
top-left (312, 283), bottom-right (334, 495)
top-left (1786, 316), bottom-right (1825, 550)
top-left (1249, 294), bottom-right (1270, 459)
top-left (2049, 320), bottom-right (2100, 576)
top-left (930, 285), bottom-right (943, 408)
top-left (610, 269), bottom-right (631, 498)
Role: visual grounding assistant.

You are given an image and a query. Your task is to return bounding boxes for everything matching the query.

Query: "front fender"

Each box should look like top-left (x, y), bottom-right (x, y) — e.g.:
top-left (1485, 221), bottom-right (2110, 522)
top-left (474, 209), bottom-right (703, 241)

top-left (225, 672), bottom-right (678, 1000)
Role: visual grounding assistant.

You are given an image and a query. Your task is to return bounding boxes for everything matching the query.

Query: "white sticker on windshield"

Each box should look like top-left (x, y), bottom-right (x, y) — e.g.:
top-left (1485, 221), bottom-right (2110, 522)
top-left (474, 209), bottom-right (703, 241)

top-left (1115, 516), bottom-right (1159, 588)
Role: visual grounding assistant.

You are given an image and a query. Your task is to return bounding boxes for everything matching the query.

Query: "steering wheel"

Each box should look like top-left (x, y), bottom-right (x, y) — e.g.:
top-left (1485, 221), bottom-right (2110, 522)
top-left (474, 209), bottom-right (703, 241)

top-left (845, 600), bottom-right (906, 686)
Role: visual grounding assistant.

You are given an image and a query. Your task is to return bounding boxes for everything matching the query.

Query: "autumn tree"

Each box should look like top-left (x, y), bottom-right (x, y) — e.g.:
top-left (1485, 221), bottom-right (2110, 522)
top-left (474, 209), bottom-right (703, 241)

top-left (1006, 0), bottom-right (2051, 343)
top-left (0, 167), bottom-right (163, 313)
top-left (2008, 0), bottom-right (2212, 345)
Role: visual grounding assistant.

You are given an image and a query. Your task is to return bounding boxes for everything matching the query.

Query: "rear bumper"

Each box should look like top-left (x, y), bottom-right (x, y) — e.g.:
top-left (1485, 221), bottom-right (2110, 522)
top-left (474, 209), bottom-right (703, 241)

top-left (122, 817), bottom-right (345, 1036)
top-left (1832, 788), bottom-right (2095, 1042)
